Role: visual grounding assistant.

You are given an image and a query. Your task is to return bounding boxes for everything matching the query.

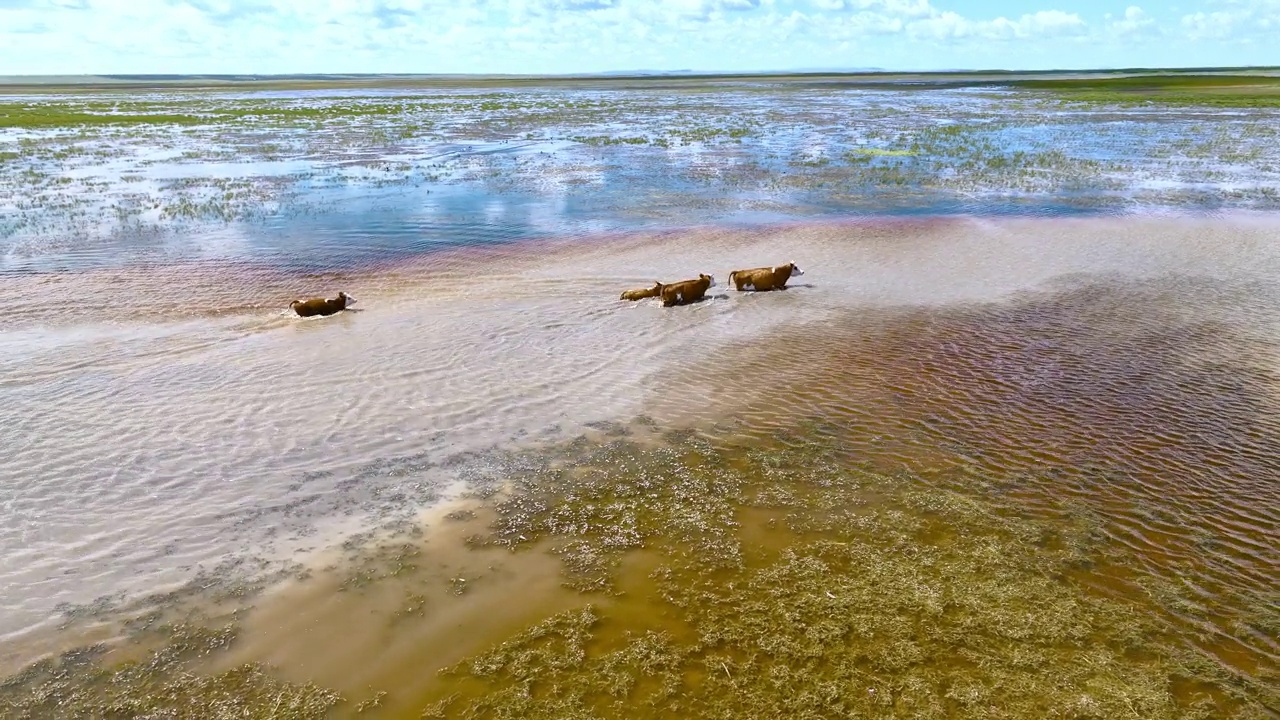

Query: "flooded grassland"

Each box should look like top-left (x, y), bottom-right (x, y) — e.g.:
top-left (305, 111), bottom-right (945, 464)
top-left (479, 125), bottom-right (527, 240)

top-left (4, 75), bottom-right (1280, 276)
top-left (1, 77), bottom-right (1279, 718)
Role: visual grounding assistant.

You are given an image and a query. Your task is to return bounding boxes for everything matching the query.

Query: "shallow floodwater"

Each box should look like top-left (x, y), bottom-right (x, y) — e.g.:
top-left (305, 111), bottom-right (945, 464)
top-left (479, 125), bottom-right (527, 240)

top-left (4, 83), bottom-right (1280, 274)
top-left (2, 82), bottom-right (1279, 717)
top-left (4, 214), bottom-right (1279, 633)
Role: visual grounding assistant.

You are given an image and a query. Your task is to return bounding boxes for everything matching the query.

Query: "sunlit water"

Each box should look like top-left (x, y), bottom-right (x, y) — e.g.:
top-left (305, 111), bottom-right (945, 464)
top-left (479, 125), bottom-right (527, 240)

top-left (3, 211), bottom-right (1278, 645)
top-left (4, 84), bottom-right (1280, 273)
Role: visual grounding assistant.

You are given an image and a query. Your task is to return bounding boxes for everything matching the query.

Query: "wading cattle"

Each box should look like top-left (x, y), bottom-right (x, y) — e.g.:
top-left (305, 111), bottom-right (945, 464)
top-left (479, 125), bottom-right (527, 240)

top-left (620, 282), bottom-right (664, 301)
top-left (659, 274), bottom-right (715, 307)
top-left (290, 291), bottom-right (358, 317)
top-left (727, 262), bottom-right (803, 292)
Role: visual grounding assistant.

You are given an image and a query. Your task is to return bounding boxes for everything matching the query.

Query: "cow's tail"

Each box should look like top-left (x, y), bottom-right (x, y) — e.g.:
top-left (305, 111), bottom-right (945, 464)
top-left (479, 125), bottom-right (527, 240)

top-left (727, 271), bottom-right (737, 288)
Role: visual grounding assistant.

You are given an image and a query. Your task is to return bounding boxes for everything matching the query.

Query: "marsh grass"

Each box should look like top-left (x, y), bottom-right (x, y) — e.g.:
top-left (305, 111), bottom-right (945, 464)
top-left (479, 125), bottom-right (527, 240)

top-left (1054, 92), bottom-right (1280, 108)
top-left (5, 419), bottom-right (1272, 718)
top-left (1015, 74), bottom-right (1280, 108)
top-left (847, 147), bottom-right (918, 157)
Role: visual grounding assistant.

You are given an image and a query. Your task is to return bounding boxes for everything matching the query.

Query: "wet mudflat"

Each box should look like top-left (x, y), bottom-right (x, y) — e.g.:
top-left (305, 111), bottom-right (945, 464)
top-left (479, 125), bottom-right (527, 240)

top-left (1, 76), bottom-right (1278, 718)
top-left (5, 221), bottom-right (1279, 718)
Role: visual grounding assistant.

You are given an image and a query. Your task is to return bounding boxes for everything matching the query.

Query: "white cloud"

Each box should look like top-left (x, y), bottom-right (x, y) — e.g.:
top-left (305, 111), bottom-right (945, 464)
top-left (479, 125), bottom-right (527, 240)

top-left (1180, 0), bottom-right (1280, 41)
top-left (809, 0), bottom-right (931, 17)
top-left (812, 10), bottom-right (905, 38)
top-left (1105, 6), bottom-right (1159, 38)
top-left (554, 0), bottom-right (619, 9)
top-left (1181, 9), bottom-right (1245, 38)
top-left (906, 9), bottom-right (1087, 42)
top-left (0, 0), bottom-right (1271, 75)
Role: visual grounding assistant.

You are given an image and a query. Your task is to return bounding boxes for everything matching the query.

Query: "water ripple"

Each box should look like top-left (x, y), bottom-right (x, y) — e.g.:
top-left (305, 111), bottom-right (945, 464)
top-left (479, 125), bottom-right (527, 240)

top-left (669, 262), bottom-right (1280, 672)
top-left (2, 214), bottom-right (1278, 678)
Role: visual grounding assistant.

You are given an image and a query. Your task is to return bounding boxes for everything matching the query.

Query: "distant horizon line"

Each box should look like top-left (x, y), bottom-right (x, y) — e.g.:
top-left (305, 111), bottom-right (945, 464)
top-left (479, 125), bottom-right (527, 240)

top-left (3, 64), bottom-right (1280, 82)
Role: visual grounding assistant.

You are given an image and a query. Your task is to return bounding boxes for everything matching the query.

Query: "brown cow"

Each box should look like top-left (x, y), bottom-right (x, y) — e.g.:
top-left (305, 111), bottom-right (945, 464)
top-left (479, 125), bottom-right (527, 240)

top-left (728, 262), bottom-right (804, 292)
top-left (290, 291), bottom-right (358, 317)
top-left (659, 274), bottom-right (715, 307)
top-left (620, 281), bottom-right (664, 301)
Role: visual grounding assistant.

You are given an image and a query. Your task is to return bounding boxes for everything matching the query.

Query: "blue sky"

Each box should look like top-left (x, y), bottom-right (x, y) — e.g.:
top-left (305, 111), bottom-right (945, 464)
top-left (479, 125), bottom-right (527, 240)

top-left (1, 0), bottom-right (1277, 75)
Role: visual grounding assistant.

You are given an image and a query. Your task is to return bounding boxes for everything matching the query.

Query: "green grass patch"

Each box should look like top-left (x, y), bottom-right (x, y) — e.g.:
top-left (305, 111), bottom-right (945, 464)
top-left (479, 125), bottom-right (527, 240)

top-left (1054, 91), bottom-right (1280, 108)
top-left (0, 100), bottom-right (437, 129)
top-left (847, 147), bottom-right (918, 157)
top-left (1011, 73), bottom-right (1280, 91)
top-left (570, 134), bottom-right (651, 146)
top-left (1007, 74), bottom-right (1280, 107)
top-left (0, 106), bottom-right (208, 128)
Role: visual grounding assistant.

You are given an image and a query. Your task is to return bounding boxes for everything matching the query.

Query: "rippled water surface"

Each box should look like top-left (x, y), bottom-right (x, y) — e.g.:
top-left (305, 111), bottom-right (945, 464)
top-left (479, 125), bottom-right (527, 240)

top-left (1, 81), bottom-right (1279, 717)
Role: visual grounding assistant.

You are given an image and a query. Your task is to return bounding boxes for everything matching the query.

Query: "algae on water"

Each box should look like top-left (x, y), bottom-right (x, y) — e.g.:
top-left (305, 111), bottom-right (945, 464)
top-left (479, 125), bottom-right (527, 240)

top-left (0, 624), bottom-right (341, 720)
top-left (424, 429), bottom-right (1277, 719)
top-left (1, 421), bottom-right (1276, 719)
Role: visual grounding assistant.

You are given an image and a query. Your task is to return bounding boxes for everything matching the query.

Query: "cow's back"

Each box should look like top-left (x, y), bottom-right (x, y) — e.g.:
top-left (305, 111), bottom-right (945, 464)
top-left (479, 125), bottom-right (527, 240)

top-left (733, 267), bottom-right (773, 291)
top-left (661, 279), bottom-right (708, 306)
top-left (770, 264), bottom-right (794, 288)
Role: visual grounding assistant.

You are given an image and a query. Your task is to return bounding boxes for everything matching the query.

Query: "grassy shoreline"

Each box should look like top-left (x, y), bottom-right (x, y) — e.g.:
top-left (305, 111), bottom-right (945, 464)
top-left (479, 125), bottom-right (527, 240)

top-left (4, 71), bottom-right (1279, 132)
top-left (1, 67), bottom-right (1278, 96)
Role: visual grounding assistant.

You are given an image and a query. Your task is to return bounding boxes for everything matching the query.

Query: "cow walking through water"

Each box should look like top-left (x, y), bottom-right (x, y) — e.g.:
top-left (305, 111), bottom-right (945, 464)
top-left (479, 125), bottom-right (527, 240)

top-left (620, 282), bottom-right (664, 301)
top-left (659, 274), bottom-right (715, 307)
top-left (727, 262), bottom-right (803, 292)
top-left (289, 291), bottom-right (358, 317)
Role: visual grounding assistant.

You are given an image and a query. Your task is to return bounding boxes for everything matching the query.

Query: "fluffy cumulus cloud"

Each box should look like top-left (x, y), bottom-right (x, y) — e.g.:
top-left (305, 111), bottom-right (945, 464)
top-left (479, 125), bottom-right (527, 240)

top-left (809, 0), bottom-right (931, 16)
top-left (0, 0), bottom-right (1274, 75)
top-left (1104, 5), bottom-right (1160, 37)
top-left (1180, 0), bottom-right (1279, 41)
top-left (906, 8), bottom-right (1088, 42)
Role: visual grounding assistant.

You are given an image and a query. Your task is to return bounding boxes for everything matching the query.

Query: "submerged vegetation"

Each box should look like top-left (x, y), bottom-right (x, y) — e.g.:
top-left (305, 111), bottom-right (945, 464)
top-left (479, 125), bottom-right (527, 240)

top-left (3, 420), bottom-right (1275, 718)
top-left (0, 624), bottom-right (340, 719)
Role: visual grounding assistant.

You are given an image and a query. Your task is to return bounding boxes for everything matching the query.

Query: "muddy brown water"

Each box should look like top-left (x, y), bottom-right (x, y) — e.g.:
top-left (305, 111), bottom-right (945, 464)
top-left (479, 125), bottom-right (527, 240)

top-left (688, 272), bottom-right (1280, 668)
top-left (2, 213), bottom-right (1278, 717)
